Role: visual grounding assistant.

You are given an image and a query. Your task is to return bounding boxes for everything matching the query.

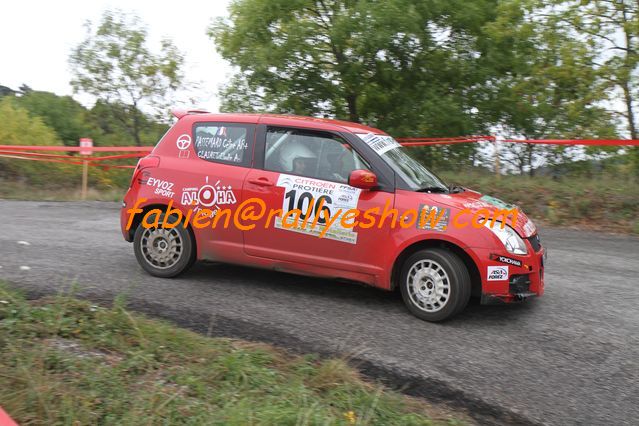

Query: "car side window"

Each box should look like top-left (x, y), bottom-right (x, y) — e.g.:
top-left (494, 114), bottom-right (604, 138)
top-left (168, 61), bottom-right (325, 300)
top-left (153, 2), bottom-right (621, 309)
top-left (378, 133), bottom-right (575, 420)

top-left (193, 123), bottom-right (254, 167)
top-left (264, 127), bottom-right (370, 183)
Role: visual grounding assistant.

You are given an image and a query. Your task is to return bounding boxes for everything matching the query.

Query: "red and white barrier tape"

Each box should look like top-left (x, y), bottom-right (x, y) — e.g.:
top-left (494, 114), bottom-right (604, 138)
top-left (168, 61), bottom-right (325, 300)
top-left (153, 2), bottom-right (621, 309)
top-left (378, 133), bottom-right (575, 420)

top-left (1, 137), bottom-right (637, 169)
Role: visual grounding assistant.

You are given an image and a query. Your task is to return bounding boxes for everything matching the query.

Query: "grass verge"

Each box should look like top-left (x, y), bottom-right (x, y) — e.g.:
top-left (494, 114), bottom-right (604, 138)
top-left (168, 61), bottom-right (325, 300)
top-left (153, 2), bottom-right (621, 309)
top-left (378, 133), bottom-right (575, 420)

top-left (439, 172), bottom-right (639, 234)
top-left (0, 284), bottom-right (462, 425)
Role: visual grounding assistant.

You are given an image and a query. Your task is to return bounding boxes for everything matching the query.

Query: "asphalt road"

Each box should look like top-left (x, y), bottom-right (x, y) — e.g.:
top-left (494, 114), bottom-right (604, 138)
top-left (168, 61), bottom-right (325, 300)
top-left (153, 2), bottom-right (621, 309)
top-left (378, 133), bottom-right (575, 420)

top-left (1, 200), bottom-right (638, 425)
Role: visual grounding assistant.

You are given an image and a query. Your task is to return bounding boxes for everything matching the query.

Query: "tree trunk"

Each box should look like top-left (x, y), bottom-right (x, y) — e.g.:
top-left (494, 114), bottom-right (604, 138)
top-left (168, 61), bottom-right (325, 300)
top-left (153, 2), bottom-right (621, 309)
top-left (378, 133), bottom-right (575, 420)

top-left (132, 103), bottom-right (142, 147)
top-left (620, 6), bottom-right (639, 175)
top-left (622, 82), bottom-right (637, 140)
top-left (346, 93), bottom-right (359, 123)
top-left (621, 6), bottom-right (638, 140)
top-left (527, 144), bottom-right (535, 177)
top-left (518, 152), bottom-right (525, 175)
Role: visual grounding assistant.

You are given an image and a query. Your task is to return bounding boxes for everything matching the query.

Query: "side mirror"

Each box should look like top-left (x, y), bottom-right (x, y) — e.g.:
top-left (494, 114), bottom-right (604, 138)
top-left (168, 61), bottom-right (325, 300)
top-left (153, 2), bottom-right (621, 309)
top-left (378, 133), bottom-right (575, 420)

top-left (348, 169), bottom-right (378, 190)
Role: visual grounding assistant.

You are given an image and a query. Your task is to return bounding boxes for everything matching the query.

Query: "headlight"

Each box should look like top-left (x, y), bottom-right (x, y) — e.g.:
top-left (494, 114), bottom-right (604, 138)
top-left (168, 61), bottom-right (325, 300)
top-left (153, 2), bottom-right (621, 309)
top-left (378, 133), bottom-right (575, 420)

top-left (483, 220), bottom-right (528, 255)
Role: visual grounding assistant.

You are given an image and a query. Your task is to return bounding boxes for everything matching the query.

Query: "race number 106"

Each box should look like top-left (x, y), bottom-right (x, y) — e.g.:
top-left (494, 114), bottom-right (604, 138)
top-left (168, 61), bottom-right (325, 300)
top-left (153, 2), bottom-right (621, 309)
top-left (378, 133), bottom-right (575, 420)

top-left (284, 189), bottom-right (331, 224)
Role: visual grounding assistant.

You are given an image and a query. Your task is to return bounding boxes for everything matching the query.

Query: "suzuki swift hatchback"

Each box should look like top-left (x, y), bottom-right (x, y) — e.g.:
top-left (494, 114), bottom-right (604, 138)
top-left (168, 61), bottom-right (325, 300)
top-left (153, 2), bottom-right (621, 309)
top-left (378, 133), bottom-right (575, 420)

top-left (121, 110), bottom-right (545, 321)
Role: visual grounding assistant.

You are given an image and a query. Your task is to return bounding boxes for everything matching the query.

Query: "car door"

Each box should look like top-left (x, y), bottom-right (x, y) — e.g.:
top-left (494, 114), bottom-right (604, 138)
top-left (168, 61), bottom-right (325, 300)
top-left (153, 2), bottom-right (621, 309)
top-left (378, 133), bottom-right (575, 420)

top-left (183, 121), bottom-right (255, 260)
top-left (242, 126), bottom-right (394, 283)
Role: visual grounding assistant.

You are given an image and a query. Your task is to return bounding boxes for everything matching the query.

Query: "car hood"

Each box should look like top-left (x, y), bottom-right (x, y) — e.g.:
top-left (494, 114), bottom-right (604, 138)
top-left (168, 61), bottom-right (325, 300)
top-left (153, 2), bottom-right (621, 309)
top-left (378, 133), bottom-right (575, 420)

top-left (428, 189), bottom-right (537, 238)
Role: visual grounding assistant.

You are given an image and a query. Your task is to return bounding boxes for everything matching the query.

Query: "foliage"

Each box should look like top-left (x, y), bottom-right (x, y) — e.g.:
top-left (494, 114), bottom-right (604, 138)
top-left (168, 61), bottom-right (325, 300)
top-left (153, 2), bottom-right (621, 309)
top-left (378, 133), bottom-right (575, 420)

top-left (0, 85), bottom-right (16, 97)
top-left (0, 284), bottom-right (457, 425)
top-left (89, 100), bottom-right (169, 147)
top-left (3, 2), bottom-right (639, 192)
top-left (211, 0), bottom-right (633, 173)
top-left (0, 98), bottom-right (60, 148)
top-left (0, 97), bottom-right (133, 189)
top-left (210, 0), bottom-right (511, 169)
top-left (15, 90), bottom-right (96, 147)
top-left (478, 0), bottom-right (622, 174)
top-left (544, 0), bottom-right (639, 171)
top-left (69, 10), bottom-right (184, 146)
top-left (0, 85), bottom-right (167, 148)
top-left (0, 97), bottom-right (77, 186)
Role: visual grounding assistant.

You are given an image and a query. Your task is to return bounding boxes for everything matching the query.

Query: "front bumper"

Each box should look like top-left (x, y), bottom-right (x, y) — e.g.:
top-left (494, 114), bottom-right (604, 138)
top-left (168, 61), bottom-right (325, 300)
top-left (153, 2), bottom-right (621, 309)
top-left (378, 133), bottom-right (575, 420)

top-left (477, 235), bottom-right (546, 304)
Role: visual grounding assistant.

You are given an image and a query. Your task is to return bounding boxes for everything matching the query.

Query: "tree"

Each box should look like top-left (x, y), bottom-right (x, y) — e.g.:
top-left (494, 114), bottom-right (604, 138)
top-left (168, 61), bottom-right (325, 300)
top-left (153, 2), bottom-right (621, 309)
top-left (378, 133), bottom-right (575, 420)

top-left (0, 98), bottom-right (60, 147)
top-left (0, 97), bottom-right (68, 185)
top-left (70, 10), bottom-right (185, 146)
top-left (18, 84), bottom-right (33, 95)
top-left (545, 0), bottom-right (637, 137)
top-left (209, 0), bottom-right (502, 132)
top-left (479, 0), bottom-right (619, 175)
top-left (211, 0), bottom-right (627, 174)
top-left (89, 100), bottom-right (168, 147)
top-left (211, 0), bottom-right (514, 170)
top-left (0, 85), bottom-right (16, 97)
top-left (544, 0), bottom-right (639, 172)
top-left (15, 91), bottom-right (95, 146)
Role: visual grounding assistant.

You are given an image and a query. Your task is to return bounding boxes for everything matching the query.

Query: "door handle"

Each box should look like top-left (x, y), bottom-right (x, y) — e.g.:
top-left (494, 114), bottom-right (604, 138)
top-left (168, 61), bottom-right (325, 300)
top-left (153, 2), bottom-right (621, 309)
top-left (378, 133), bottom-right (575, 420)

top-left (248, 177), bottom-right (274, 187)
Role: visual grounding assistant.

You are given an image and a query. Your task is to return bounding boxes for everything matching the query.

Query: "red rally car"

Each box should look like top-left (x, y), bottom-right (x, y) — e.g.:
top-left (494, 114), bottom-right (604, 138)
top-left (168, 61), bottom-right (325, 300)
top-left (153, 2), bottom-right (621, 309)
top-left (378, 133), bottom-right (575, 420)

top-left (120, 110), bottom-right (545, 321)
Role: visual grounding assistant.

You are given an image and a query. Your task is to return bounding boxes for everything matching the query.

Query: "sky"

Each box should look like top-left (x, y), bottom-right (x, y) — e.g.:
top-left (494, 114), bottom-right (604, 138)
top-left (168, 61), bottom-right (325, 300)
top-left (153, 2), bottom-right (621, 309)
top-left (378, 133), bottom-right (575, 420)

top-left (0, 0), bottom-right (234, 112)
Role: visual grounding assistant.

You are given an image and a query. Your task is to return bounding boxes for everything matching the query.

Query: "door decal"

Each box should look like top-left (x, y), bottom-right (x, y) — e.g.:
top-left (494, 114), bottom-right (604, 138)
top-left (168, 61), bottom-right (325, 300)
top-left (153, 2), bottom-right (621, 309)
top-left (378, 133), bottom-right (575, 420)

top-left (274, 174), bottom-right (362, 244)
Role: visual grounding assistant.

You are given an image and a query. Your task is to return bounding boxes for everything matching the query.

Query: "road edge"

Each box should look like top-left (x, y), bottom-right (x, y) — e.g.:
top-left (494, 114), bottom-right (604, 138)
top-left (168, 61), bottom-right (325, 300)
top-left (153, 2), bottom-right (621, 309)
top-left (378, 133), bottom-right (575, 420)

top-left (12, 285), bottom-right (543, 426)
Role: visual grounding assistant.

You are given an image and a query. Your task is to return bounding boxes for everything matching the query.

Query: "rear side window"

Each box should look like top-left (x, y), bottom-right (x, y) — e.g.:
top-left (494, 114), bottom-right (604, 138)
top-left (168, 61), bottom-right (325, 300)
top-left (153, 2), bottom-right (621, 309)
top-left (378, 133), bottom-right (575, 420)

top-left (193, 123), bottom-right (255, 167)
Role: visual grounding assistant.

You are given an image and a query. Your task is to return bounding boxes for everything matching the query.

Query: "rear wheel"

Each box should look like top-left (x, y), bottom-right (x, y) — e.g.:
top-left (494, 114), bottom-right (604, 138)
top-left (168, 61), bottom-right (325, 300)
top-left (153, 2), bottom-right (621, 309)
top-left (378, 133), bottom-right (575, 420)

top-left (399, 248), bottom-right (471, 322)
top-left (133, 213), bottom-right (195, 278)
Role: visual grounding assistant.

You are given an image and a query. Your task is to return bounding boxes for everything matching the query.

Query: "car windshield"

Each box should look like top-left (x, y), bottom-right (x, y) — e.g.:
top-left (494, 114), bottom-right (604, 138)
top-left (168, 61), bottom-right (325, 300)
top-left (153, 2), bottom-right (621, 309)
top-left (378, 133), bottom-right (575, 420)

top-left (356, 133), bottom-right (448, 192)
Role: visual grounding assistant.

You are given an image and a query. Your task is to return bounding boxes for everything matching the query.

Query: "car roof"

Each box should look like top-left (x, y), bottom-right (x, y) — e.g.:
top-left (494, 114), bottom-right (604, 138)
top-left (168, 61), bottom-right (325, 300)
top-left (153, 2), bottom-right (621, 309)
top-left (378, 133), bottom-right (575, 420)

top-left (172, 110), bottom-right (387, 135)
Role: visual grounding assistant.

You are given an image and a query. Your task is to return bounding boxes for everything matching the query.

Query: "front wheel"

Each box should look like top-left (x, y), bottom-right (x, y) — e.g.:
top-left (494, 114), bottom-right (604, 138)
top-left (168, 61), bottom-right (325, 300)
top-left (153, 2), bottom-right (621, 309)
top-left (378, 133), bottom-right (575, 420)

top-left (133, 213), bottom-right (195, 278)
top-left (399, 248), bottom-right (471, 322)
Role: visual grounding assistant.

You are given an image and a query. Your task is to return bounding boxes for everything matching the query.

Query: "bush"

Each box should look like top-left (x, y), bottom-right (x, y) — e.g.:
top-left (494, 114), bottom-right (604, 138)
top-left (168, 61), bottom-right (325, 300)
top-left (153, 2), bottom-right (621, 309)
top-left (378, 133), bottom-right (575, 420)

top-left (0, 98), bottom-right (133, 190)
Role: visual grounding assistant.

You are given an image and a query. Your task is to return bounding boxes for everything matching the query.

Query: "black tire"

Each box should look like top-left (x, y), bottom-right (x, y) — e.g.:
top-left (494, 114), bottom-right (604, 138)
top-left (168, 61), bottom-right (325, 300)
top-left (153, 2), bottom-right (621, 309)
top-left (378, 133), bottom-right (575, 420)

top-left (399, 248), bottom-right (471, 322)
top-left (133, 212), bottom-right (195, 278)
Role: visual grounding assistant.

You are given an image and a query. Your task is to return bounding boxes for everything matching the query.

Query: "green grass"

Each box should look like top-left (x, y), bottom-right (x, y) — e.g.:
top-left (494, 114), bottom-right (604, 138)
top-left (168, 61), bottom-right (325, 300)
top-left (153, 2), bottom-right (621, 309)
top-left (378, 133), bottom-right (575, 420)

top-left (439, 171), bottom-right (639, 234)
top-left (0, 284), bottom-right (462, 425)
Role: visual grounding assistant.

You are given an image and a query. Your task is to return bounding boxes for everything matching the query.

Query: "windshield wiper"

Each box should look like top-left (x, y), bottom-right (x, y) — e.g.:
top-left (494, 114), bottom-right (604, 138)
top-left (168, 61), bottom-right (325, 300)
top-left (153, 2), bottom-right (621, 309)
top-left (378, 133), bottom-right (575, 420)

top-left (416, 186), bottom-right (449, 193)
top-left (449, 184), bottom-right (465, 193)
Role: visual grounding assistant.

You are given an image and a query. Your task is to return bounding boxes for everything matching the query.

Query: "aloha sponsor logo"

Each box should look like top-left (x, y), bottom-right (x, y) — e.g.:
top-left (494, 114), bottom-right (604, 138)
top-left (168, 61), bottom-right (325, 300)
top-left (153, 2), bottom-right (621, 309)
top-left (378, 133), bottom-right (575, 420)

top-left (180, 176), bottom-right (237, 211)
